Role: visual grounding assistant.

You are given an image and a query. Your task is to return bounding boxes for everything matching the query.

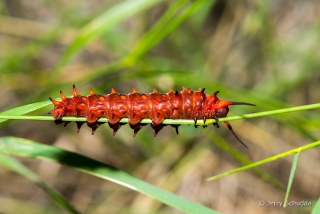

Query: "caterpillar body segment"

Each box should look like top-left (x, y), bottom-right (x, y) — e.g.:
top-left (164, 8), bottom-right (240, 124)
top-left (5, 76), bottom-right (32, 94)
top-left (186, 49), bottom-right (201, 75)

top-left (49, 85), bottom-right (255, 147)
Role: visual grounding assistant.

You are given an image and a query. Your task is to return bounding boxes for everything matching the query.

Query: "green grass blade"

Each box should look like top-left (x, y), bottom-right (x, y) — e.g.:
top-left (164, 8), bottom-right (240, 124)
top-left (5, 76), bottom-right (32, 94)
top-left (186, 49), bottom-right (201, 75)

top-left (218, 103), bottom-right (320, 123)
top-left (0, 137), bottom-right (218, 214)
top-left (126, 0), bottom-right (188, 62)
top-left (0, 153), bottom-right (80, 214)
top-left (283, 152), bottom-right (300, 207)
top-left (0, 100), bottom-right (52, 123)
top-left (127, 0), bottom-right (213, 62)
top-left (207, 141), bottom-right (320, 181)
top-left (205, 131), bottom-right (285, 189)
top-left (312, 198), bottom-right (320, 214)
top-left (0, 102), bottom-right (319, 126)
top-left (58, 0), bottom-right (165, 67)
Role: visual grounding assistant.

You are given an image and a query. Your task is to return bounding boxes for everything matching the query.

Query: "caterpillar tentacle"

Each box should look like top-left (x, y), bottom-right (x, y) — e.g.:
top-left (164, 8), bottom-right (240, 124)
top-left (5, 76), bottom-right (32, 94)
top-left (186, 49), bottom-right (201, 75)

top-left (224, 121), bottom-right (249, 148)
top-left (49, 86), bottom-right (256, 147)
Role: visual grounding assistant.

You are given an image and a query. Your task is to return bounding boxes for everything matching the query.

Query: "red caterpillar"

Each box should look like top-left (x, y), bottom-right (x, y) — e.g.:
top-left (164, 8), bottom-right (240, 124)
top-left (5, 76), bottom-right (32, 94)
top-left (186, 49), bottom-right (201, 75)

top-left (49, 85), bottom-right (255, 148)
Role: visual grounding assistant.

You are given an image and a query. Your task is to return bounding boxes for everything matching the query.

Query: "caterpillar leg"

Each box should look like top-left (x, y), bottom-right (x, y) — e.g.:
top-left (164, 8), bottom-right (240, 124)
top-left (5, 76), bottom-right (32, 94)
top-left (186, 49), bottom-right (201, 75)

top-left (202, 116), bottom-right (207, 128)
top-left (194, 117), bottom-right (197, 126)
top-left (194, 117), bottom-right (199, 128)
top-left (151, 124), bottom-right (166, 137)
top-left (64, 121), bottom-right (70, 127)
top-left (54, 119), bottom-right (63, 125)
top-left (213, 116), bottom-right (219, 128)
top-left (87, 122), bottom-right (105, 135)
top-left (130, 123), bottom-right (146, 137)
top-left (171, 125), bottom-right (180, 135)
top-left (108, 122), bottom-right (126, 136)
top-left (213, 123), bottom-right (219, 128)
top-left (76, 122), bottom-right (85, 133)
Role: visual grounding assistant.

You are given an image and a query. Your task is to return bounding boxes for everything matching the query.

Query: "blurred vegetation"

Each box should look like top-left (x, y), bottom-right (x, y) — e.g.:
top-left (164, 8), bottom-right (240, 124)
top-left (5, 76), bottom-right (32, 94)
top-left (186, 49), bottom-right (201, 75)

top-left (0, 0), bottom-right (320, 213)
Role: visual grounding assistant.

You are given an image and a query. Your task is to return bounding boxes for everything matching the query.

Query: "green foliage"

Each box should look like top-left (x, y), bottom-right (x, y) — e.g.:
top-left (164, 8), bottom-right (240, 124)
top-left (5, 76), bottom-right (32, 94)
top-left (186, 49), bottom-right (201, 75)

top-left (0, 153), bottom-right (80, 214)
top-left (58, 0), bottom-right (166, 68)
top-left (312, 199), bottom-right (320, 214)
top-left (0, 137), bottom-right (218, 214)
top-left (1, 102), bottom-right (320, 125)
top-left (207, 142), bottom-right (320, 181)
top-left (0, 101), bottom-right (51, 123)
top-left (283, 152), bottom-right (300, 208)
top-left (1, 0), bottom-right (320, 213)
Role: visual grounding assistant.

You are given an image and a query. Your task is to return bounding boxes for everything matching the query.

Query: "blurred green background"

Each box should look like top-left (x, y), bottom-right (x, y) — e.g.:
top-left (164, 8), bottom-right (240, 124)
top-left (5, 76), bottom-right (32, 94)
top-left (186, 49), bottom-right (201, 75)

top-left (0, 0), bottom-right (320, 213)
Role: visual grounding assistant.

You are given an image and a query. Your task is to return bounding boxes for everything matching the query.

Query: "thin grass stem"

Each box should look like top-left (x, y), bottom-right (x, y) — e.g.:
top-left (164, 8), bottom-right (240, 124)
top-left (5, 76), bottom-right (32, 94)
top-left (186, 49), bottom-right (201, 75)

top-left (0, 103), bottom-right (319, 125)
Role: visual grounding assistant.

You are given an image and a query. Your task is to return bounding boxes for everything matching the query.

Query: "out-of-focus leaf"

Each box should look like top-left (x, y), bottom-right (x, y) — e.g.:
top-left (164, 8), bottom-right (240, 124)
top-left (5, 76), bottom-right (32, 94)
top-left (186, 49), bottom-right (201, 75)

top-left (312, 198), bottom-right (320, 214)
top-left (58, 0), bottom-right (166, 67)
top-left (0, 137), bottom-right (218, 214)
top-left (0, 153), bottom-right (80, 214)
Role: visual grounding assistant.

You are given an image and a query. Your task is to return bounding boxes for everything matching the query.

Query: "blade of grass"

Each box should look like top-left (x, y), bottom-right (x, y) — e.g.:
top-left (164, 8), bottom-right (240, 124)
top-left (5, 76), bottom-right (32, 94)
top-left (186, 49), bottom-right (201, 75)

top-left (283, 151), bottom-right (300, 208)
top-left (312, 198), bottom-right (320, 214)
top-left (204, 131), bottom-right (285, 189)
top-left (126, 0), bottom-right (214, 63)
top-left (207, 141), bottom-right (320, 181)
top-left (0, 102), bottom-right (319, 126)
top-left (76, 0), bottom-right (215, 82)
top-left (0, 100), bottom-right (52, 123)
top-left (58, 0), bottom-right (166, 68)
top-left (0, 153), bottom-right (80, 214)
top-left (0, 137), bottom-right (218, 214)
top-left (125, 0), bottom-right (189, 62)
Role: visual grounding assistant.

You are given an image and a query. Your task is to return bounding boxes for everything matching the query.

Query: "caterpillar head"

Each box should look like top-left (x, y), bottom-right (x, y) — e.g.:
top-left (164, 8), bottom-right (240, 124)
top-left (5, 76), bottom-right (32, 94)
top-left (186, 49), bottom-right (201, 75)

top-left (204, 91), bottom-right (256, 148)
top-left (204, 91), bottom-right (255, 118)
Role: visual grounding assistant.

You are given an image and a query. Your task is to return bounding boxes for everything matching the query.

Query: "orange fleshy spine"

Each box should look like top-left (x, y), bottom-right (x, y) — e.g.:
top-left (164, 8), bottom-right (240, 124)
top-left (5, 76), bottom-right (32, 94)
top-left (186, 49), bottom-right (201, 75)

top-left (73, 85), bottom-right (79, 96)
top-left (49, 97), bottom-right (60, 106)
top-left (89, 88), bottom-right (95, 95)
top-left (60, 91), bottom-right (67, 101)
top-left (49, 86), bottom-right (255, 147)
